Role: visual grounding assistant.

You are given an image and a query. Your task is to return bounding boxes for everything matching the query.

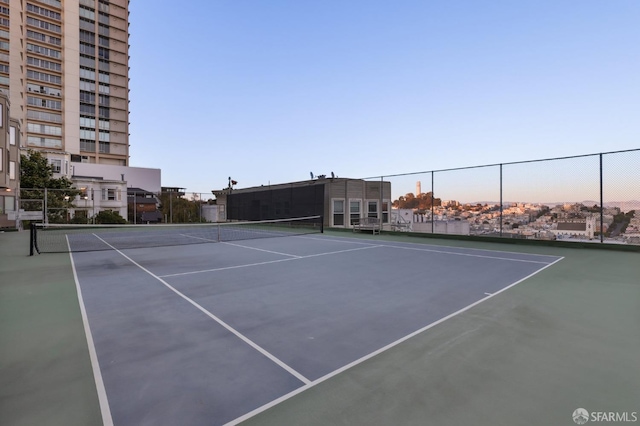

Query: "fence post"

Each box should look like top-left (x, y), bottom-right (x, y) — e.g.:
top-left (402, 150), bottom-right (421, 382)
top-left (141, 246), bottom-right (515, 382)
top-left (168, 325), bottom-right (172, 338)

top-left (499, 164), bottom-right (503, 237)
top-left (44, 188), bottom-right (48, 225)
top-left (600, 153), bottom-right (604, 243)
top-left (29, 223), bottom-right (35, 256)
top-left (431, 171), bottom-right (434, 234)
top-left (379, 176), bottom-right (383, 227)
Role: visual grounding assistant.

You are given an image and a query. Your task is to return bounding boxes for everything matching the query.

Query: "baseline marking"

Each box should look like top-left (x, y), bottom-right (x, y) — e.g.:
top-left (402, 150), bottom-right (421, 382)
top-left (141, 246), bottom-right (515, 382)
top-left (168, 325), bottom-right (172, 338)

top-left (225, 256), bottom-right (565, 425)
top-left (91, 234), bottom-right (312, 386)
top-left (67, 236), bottom-right (113, 426)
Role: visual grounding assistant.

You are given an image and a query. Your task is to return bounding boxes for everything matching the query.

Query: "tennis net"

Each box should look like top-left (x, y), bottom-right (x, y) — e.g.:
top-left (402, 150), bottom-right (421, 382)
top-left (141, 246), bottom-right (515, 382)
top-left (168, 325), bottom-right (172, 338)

top-left (30, 215), bottom-right (323, 254)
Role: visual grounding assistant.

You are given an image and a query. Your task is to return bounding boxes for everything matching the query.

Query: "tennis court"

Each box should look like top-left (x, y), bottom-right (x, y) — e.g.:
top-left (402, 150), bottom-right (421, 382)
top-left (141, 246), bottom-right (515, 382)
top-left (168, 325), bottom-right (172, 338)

top-left (50, 218), bottom-right (559, 425)
top-left (2, 225), bottom-right (639, 426)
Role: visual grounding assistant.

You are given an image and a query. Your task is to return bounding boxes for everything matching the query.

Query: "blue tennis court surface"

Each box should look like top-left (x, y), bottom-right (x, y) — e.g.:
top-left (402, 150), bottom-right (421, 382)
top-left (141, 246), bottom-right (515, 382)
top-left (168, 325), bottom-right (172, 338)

top-left (70, 234), bottom-right (562, 425)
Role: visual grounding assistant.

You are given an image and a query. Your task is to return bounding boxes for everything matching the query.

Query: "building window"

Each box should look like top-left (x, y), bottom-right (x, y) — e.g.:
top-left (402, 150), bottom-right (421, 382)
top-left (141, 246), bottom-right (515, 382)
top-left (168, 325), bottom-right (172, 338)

top-left (99, 141), bottom-right (110, 153)
top-left (332, 199), bottom-right (344, 226)
top-left (0, 148), bottom-right (3, 171)
top-left (80, 116), bottom-right (96, 128)
top-left (27, 122), bottom-right (62, 136)
top-left (80, 129), bottom-right (96, 139)
top-left (367, 201), bottom-right (378, 219)
top-left (80, 104), bottom-right (96, 115)
top-left (80, 91), bottom-right (95, 104)
top-left (27, 136), bottom-right (62, 148)
top-left (80, 140), bottom-right (95, 152)
top-left (9, 160), bottom-right (15, 180)
top-left (3, 195), bottom-right (15, 213)
top-left (382, 201), bottom-right (390, 223)
top-left (27, 110), bottom-right (62, 123)
top-left (102, 188), bottom-right (118, 201)
top-left (49, 159), bottom-right (62, 173)
top-left (349, 200), bottom-right (361, 225)
top-left (80, 67), bottom-right (96, 80)
top-left (26, 69), bottom-right (62, 85)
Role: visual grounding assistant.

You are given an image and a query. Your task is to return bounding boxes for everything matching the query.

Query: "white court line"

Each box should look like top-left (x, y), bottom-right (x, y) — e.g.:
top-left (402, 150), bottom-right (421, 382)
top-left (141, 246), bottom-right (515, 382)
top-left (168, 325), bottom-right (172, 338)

top-left (159, 245), bottom-right (383, 278)
top-left (222, 241), bottom-right (302, 258)
top-left (180, 233), bottom-right (302, 258)
top-left (67, 236), bottom-right (113, 426)
top-left (225, 255), bottom-right (566, 426)
top-left (384, 244), bottom-right (553, 264)
top-left (91, 234), bottom-right (312, 386)
top-left (302, 234), bottom-right (562, 259)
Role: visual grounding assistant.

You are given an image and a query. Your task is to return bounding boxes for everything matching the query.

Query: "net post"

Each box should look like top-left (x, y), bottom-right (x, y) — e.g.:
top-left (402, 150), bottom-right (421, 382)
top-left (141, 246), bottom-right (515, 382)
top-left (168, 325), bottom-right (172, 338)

top-left (29, 223), bottom-right (36, 256)
top-left (320, 215), bottom-right (324, 233)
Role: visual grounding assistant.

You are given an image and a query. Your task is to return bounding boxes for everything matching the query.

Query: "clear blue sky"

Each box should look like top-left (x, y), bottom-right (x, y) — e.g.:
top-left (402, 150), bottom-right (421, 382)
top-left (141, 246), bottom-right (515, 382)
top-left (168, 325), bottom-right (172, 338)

top-left (128, 0), bottom-right (639, 198)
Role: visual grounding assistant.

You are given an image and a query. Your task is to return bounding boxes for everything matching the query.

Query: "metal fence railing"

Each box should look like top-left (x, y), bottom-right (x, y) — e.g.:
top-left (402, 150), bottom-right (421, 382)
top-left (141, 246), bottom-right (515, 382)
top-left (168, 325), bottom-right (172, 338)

top-left (17, 188), bottom-right (220, 226)
top-left (15, 149), bottom-right (639, 246)
top-left (361, 149), bottom-right (640, 246)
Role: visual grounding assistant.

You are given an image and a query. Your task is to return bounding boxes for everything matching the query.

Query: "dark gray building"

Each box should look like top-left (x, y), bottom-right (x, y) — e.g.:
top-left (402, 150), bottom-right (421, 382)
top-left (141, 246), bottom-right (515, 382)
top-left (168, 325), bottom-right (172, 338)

top-left (213, 177), bottom-right (392, 229)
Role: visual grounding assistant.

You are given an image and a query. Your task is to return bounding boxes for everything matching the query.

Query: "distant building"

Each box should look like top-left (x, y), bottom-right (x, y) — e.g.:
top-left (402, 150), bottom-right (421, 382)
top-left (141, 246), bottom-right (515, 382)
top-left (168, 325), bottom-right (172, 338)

top-left (0, 94), bottom-right (20, 228)
top-left (3, 1), bottom-right (130, 169)
top-left (162, 187), bottom-right (186, 196)
top-left (68, 176), bottom-right (127, 222)
top-left (551, 216), bottom-right (596, 240)
top-left (391, 209), bottom-right (470, 235)
top-left (213, 177), bottom-right (391, 229)
top-left (127, 187), bottom-right (161, 223)
top-left (70, 164), bottom-right (161, 223)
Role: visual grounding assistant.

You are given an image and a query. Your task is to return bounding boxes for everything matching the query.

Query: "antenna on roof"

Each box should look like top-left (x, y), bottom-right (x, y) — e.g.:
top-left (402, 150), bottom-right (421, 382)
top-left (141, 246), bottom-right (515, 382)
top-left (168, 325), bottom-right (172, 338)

top-left (331, 171), bottom-right (335, 178)
top-left (310, 172), bottom-right (314, 179)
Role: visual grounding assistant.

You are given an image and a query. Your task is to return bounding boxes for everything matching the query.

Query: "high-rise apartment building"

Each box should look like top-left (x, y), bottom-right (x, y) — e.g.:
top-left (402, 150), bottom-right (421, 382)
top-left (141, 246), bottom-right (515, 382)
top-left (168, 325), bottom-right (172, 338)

top-left (0, 0), bottom-right (129, 175)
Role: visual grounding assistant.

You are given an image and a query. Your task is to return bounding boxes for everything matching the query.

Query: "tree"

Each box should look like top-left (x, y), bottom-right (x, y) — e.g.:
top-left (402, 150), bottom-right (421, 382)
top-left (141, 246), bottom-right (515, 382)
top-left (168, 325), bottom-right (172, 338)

top-left (393, 192), bottom-right (442, 210)
top-left (20, 150), bottom-right (80, 223)
top-left (94, 210), bottom-right (127, 224)
top-left (158, 192), bottom-right (204, 223)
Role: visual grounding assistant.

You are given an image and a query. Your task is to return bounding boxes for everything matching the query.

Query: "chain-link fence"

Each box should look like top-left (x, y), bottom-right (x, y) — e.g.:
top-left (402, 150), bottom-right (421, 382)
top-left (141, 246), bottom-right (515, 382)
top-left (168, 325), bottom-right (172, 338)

top-left (17, 188), bottom-right (220, 226)
top-left (363, 149), bottom-right (640, 245)
top-left (16, 149), bottom-right (639, 246)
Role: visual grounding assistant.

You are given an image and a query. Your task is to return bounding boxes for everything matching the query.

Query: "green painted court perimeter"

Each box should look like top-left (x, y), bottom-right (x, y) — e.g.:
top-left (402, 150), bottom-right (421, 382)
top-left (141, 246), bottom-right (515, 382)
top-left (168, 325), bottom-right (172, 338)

top-left (1, 231), bottom-right (638, 426)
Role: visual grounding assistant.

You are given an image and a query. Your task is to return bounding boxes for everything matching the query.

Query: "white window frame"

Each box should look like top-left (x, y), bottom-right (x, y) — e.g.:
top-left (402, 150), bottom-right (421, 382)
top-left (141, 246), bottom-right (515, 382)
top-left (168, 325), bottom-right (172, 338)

top-left (349, 199), bottom-right (362, 226)
top-left (9, 160), bottom-right (16, 180)
top-left (4, 195), bottom-right (15, 212)
top-left (331, 198), bottom-right (345, 227)
top-left (102, 188), bottom-right (118, 201)
top-left (49, 158), bottom-right (62, 173)
top-left (366, 200), bottom-right (379, 219)
top-left (382, 199), bottom-right (391, 224)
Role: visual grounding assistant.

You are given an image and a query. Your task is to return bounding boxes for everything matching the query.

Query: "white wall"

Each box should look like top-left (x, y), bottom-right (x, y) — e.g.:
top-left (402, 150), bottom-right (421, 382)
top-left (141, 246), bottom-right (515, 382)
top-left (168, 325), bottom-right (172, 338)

top-left (72, 163), bottom-right (161, 193)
